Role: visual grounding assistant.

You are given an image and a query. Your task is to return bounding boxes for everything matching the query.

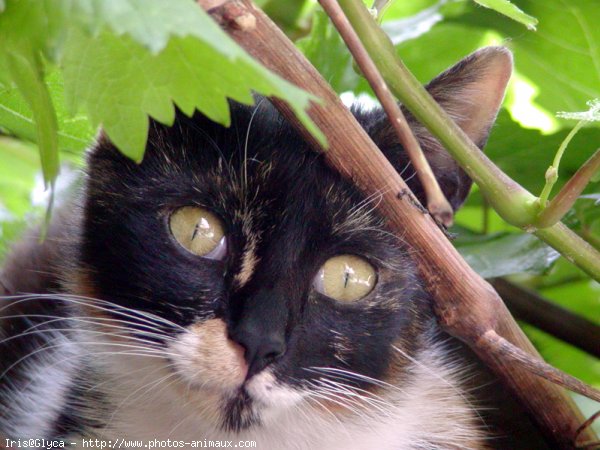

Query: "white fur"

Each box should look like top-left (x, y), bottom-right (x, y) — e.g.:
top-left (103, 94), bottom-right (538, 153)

top-left (1, 331), bottom-right (79, 438)
top-left (68, 327), bottom-right (484, 450)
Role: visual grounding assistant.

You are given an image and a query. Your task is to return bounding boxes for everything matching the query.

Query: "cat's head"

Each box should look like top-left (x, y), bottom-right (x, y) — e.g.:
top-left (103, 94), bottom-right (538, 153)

top-left (68, 47), bottom-right (511, 434)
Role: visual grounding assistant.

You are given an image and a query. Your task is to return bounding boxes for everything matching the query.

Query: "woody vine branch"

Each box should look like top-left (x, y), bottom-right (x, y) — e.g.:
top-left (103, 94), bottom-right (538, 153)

top-left (198, 0), bottom-right (598, 446)
top-left (335, 0), bottom-right (600, 282)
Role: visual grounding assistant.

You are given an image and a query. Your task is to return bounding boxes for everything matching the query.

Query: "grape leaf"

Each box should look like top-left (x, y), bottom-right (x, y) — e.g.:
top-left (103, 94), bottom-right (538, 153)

top-left (0, 70), bottom-right (94, 153)
top-left (0, 136), bottom-right (39, 216)
top-left (448, 0), bottom-right (600, 125)
top-left (523, 273), bottom-right (600, 388)
top-left (454, 231), bottom-right (560, 278)
top-left (376, 0), bottom-right (600, 130)
top-left (297, 11), bottom-right (357, 93)
top-left (524, 325), bottom-right (600, 387)
top-left (61, 0), bottom-right (234, 54)
top-left (0, 0), bottom-right (323, 177)
top-left (484, 110), bottom-right (600, 195)
top-left (381, 0), bottom-right (446, 45)
top-left (62, 29), bottom-right (323, 162)
top-left (0, 0), bottom-right (238, 55)
top-left (5, 51), bottom-right (58, 188)
top-left (472, 0), bottom-right (537, 30)
top-left (382, 0), bottom-right (441, 21)
top-left (0, 136), bottom-right (40, 260)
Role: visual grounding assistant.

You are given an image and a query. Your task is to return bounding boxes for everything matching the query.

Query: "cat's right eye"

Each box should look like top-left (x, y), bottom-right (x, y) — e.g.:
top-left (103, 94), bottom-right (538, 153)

top-left (313, 254), bottom-right (377, 302)
top-left (169, 206), bottom-right (227, 259)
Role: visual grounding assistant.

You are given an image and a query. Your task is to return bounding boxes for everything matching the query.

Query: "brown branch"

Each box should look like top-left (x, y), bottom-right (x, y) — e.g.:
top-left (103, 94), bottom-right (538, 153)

top-left (492, 278), bottom-right (600, 358)
top-left (537, 148), bottom-right (600, 228)
top-left (575, 411), bottom-right (600, 449)
top-left (318, 0), bottom-right (453, 226)
top-left (478, 330), bottom-right (600, 402)
top-left (197, 0), bottom-right (596, 446)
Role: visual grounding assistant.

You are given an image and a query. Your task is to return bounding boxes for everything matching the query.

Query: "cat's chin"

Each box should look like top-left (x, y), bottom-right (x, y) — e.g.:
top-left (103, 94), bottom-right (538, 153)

top-left (165, 367), bottom-right (306, 432)
top-left (244, 370), bottom-right (306, 410)
top-left (220, 371), bottom-right (307, 432)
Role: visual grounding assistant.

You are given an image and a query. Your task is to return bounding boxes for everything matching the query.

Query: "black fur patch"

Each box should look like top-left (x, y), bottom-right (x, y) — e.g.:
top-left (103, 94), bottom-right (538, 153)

top-left (80, 102), bottom-right (436, 409)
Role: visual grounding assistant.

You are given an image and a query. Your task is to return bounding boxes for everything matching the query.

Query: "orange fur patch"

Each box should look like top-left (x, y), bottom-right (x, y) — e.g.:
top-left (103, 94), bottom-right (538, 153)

top-left (178, 319), bottom-right (248, 390)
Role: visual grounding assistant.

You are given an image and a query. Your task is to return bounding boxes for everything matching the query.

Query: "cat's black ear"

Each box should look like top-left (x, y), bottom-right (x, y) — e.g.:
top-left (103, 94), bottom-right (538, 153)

top-left (363, 46), bottom-right (512, 210)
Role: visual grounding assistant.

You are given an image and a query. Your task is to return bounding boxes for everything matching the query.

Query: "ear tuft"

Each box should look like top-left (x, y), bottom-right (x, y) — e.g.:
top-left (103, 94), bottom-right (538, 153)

top-left (361, 46), bottom-right (512, 211)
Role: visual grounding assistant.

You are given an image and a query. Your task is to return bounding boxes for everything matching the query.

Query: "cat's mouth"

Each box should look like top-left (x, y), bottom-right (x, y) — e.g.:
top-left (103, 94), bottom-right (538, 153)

top-left (186, 370), bottom-right (302, 432)
top-left (220, 372), bottom-right (278, 431)
top-left (222, 387), bottom-right (259, 431)
top-left (168, 318), bottom-right (307, 431)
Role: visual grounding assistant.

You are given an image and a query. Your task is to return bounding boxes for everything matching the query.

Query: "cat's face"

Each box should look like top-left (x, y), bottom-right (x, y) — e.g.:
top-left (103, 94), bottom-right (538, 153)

top-left (68, 48), bottom-right (511, 433)
top-left (76, 102), bottom-right (428, 431)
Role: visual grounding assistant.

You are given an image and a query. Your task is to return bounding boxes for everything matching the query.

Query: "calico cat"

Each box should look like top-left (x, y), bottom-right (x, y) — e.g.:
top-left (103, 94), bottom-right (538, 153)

top-left (0, 47), bottom-right (546, 449)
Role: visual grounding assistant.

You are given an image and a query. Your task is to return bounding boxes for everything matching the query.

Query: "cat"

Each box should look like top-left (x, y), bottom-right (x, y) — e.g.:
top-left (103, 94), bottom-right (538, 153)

top-left (0, 47), bottom-right (547, 449)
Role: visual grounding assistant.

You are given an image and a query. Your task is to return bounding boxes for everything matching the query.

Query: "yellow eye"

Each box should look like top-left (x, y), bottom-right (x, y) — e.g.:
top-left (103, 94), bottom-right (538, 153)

top-left (314, 255), bottom-right (377, 302)
top-left (169, 206), bottom-right (227, 259)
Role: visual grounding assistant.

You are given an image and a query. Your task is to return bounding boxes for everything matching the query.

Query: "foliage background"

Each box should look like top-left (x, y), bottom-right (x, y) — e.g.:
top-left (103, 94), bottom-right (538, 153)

top-left (0, 0), bottom-right (598, 425)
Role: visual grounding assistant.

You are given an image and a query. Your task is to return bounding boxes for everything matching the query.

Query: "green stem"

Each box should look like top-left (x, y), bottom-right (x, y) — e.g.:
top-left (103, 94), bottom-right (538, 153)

top-left (535, 223), bottom-right (600, 281)
top-left (538, 120), bottom-right (585, 207)
top-left (336, 0), bottom-right (600, 282)
top-left (337, 0), bottom-right (538, 227)
top-left (536, 148), bottom-right (600, 228)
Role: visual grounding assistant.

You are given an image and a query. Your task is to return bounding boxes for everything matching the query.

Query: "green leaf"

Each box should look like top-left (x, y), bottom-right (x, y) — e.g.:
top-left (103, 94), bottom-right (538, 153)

top-left (523, 274), bottom-right (600, 388)
top-left (1, 0), bottom-right (235, 55)
top-left (541, 276), bottom-right (600, 322)
top-left (381, 0), bottom-right (441, 21)
top-left (471, 0), bottom-right (537, 30)
top-left (5, 51), bottom-right (58, 189)
top-left (484, 110), bottom-right (600, 195)
top-left (381, 0), bottom-right (446, 45)
top-left (0, 0), bottom-right (324, 167)
top-left (0, 217), bottom-right (27, 262)
top-left (0, 69), bottom-right (94, 152)
top-left (377, 1), bottom-right (600, 130)
top-left (62, 29), bottom-right (323, 162)
top-left (448, 0), bottom-right (600, 126)
top-left (0, 136), bottom-right (39, 217)
top-left (573, 196), bottom-right (600, 243)
top-left (454, 231), bottom-right (560, 278)
top-left (297, 11), bottom-right (357, 93)
top-left (386, 19), bottom-right (489, 86)
top-left (524, 324), bottom-right (600, 388)
top-left (262, 0), bottom-right (312, 38)
top-left (0, 136), bottom-right (43, 261)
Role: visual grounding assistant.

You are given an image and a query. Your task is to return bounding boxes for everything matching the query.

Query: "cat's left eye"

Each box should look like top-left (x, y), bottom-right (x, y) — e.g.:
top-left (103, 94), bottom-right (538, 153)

top-left (169, 206), bottom-right (227, 259)
top-left (313, 255), bottom-right (377, 302)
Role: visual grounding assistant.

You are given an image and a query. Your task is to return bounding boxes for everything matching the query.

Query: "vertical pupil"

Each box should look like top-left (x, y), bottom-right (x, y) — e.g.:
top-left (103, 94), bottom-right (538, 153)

top-left (343, 264), bottom-right (357, 289)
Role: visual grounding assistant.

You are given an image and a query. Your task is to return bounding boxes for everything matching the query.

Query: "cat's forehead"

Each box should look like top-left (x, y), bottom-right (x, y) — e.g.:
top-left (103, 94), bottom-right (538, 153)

top-left (89, 103), bottom-right (381, 241)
